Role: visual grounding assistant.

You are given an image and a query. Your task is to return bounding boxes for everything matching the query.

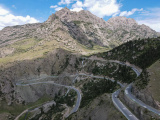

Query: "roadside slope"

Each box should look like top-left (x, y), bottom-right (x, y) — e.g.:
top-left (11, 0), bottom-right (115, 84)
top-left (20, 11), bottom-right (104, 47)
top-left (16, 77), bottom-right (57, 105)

top-left (147, 59), bottom-right (160, 104)
top-left (66, 93), bottom-right (126, 120)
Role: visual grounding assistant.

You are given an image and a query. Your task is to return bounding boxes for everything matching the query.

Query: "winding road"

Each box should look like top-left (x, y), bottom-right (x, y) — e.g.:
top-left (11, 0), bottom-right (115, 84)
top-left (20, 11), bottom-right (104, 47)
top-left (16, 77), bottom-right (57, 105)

top-left (82, 57), bottom-right (142, 120)
top-left (112, 60), bottom-right (160, 119)
top-left (111, 62), bottom-right (141, 120)
top-left (15, 58), bottom-right (160, 120)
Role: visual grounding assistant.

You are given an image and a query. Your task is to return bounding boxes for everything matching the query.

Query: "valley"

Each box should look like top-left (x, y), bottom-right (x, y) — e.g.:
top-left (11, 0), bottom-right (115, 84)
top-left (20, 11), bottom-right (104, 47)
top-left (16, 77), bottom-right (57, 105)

top-left (0, 7), bottom-right (160, 120)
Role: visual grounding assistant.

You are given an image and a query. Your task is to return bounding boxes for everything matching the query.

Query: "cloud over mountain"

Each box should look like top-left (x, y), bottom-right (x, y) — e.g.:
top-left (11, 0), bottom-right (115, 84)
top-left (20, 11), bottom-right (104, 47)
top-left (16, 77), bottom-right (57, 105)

top-left (0, 6), bottom-right (39, 30)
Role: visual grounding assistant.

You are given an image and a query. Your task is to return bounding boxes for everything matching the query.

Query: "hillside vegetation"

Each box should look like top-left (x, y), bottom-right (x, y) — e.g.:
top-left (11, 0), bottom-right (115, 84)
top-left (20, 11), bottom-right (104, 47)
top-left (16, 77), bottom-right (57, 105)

top-left (94, 37), bottom-right (160, 90)
top-left (98, 37), bottom-right (160, 69)
top-left (80, 78), bottom-right (118, 108)
top-left (92, 63), bottom-right (137, 83)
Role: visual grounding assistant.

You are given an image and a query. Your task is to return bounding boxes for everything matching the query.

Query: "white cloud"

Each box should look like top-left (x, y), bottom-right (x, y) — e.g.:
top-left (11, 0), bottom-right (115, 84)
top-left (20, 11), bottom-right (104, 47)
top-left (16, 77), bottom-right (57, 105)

top-left (120, 8), bottom-right (143, 16)
top-left (55, 7), bottom-right (63, 11)
top-left (0, 6), bottom-right (9, 15)
top-left (58, 0), bottom-right (73, 5)
top-left (71, 1), bottom-right (83, 12)
top-left (50, 5), bottom-right (63, 11)
top-left (71, 7), bottom-right (83, 12)
top-left (50, 5), bottom-right (58, 9)
top-left (72, 1), bottom-right (83, 8)
top-left (0, 6), bottom-right (39, 30)
top-left (136, 8), bottom-right (160, 32)
top-left (71, 0), bottom-right (121, 18)
top-left (85, 0), bottom-right (121, 18)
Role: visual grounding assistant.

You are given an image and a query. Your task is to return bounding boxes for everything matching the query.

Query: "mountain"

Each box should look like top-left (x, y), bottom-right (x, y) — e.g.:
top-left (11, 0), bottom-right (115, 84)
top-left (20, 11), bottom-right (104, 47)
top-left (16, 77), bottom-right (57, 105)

top-left (1, 8), bottom-right (159, 48)
top-left (0, 8), bottom-right (159, 65)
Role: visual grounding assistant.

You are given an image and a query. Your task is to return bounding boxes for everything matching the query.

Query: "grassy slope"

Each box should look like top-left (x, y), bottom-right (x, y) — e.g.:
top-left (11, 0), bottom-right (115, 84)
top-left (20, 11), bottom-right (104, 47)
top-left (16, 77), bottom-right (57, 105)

top-left (0, 95), bottom-right (52, 116)
top-left (0, 38), bottom-right (109, 67)
top-left (147, 59), bottom-right (160, 102)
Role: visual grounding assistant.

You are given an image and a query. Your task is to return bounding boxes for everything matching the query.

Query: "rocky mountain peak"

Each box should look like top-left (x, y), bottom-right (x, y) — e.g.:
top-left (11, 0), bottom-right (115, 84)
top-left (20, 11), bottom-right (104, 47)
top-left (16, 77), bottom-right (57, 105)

top-left (55, 7), bottom-right (73, 20)
top-left (50, 8), bottom-right (107, 27)
top-left (107, 16), bottom-right (137, 25)
top-left (45, 7), bottom-right (70, 23)
top-left (60, 7), bottom-right (70, 12)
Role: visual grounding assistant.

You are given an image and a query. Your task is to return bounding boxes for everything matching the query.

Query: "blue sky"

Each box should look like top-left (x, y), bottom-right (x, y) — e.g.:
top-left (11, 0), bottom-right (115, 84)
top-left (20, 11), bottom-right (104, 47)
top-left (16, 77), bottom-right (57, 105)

top-left (0, 0), bottom-right (160, 32)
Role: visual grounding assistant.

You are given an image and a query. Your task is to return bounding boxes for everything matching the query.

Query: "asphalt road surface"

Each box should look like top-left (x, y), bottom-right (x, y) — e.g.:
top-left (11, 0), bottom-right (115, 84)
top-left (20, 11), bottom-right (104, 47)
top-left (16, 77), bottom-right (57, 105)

top-left (112, 90), bottom-right (139, 120)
